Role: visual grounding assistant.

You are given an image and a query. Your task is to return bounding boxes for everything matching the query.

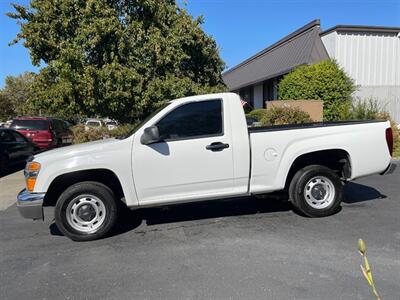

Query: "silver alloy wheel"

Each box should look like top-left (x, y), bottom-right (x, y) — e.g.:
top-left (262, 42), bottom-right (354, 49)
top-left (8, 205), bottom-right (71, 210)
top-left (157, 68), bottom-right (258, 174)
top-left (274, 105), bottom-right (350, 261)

top-left (303, 176), bottom-right (335, 209)
top-left (65, 194), bottom-right (106, 234)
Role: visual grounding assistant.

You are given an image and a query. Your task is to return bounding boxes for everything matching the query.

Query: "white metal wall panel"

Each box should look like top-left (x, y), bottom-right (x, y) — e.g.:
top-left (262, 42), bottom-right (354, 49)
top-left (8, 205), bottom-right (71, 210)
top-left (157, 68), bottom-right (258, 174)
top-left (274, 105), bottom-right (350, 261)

top-left (321, 31), bottom-right (337, 58)
top-left (323, 31), bottom-right (400, 86)
top-left (322, 30), bottom-right (400, 122)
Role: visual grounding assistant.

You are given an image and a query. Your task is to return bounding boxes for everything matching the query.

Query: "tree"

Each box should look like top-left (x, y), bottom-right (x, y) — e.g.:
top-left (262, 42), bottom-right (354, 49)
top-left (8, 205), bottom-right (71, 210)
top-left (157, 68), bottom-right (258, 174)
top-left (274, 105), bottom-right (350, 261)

top-left (0, 72), bottom-right (37, 120)
top-left (0, 92), bottom-right (14, 121)
top-left (278, 60), bottom-right (356, 121)
top-left (8, 0), bottom-right (226, 122)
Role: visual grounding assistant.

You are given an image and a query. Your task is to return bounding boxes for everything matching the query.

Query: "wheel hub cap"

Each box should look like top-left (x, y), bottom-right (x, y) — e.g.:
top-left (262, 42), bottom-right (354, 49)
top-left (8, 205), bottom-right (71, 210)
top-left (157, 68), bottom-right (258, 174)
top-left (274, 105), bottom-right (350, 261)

top-left (311, 184), bottom-right (327, 200)
top-left (77, 204), bottom-right (96, 221)
top-left (304, 176), bottom-right (335, 209)
top-left (65, 195), bottom-right (106, 234)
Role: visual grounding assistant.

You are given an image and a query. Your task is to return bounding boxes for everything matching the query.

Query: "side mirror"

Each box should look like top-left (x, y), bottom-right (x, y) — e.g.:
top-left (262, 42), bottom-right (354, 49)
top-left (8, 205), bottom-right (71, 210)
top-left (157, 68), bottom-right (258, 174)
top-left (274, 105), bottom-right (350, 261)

top-left (140, 126), bottom-right (161, 145)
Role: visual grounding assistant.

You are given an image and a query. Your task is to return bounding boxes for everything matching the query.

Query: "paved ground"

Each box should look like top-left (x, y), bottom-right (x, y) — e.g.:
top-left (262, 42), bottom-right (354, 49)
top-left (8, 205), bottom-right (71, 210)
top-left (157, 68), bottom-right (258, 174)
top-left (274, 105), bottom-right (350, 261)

top-left (0, 167), bottom-right (25, 211)
top-left (0, 166), bottom-right (399, 300)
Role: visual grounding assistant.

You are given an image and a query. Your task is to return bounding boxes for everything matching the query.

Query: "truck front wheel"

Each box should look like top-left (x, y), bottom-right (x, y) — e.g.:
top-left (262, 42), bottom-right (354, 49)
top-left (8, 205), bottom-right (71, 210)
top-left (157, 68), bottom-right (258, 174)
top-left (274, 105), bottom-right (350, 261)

top-left (55, 182), bottom-right (118, 241)
top-left (289, 165), bottom-right (343, 217)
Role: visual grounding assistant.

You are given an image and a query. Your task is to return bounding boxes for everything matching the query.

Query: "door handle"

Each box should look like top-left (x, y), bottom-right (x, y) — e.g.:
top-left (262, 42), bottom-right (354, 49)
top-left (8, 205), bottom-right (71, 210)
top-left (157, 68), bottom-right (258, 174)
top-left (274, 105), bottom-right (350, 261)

top-left (206, 142), bottom-right (229, 152)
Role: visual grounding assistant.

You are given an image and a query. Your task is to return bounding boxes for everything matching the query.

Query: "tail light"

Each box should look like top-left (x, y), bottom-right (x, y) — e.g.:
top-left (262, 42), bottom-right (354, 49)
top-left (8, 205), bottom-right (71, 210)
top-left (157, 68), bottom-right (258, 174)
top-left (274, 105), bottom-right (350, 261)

top-left (385, 127), bottom-right (393, 156)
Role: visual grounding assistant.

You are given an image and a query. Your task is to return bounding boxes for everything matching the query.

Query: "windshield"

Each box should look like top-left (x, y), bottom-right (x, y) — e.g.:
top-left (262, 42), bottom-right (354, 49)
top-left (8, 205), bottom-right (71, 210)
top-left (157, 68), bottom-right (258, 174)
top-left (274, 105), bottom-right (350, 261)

top-left (121, 102), bottom-right (170, 139)
top-left (106, 121), bottom-right (117, 125)
top-left (10, 119), bottom-right (49, 131)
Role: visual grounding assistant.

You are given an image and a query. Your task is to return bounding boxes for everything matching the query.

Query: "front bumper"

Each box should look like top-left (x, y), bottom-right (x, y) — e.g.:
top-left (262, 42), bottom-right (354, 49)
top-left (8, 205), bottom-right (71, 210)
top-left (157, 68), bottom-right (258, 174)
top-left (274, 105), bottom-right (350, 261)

top-left (17, 189), bottom-right (45, 220)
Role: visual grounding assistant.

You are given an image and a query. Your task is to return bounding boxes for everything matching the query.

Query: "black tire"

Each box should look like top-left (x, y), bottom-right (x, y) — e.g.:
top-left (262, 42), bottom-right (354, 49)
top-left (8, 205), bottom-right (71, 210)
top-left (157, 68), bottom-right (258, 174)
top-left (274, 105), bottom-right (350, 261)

top-left (55, 181), bottom-right (118, 241)
top-left (289, 165), bottom-right (343, 217)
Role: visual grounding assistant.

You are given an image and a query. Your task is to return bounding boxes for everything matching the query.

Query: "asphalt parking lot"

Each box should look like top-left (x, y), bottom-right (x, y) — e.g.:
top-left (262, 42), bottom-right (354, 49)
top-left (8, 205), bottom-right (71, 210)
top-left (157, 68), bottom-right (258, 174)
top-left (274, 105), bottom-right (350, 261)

top-left (0, 164), bottom-right (399, 300)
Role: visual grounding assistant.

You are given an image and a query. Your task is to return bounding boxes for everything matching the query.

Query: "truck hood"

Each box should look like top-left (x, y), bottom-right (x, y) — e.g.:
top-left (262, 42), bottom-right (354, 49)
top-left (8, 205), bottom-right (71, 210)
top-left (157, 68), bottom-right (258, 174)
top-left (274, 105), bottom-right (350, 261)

top-left (33, 138), bottom-right (125, 162)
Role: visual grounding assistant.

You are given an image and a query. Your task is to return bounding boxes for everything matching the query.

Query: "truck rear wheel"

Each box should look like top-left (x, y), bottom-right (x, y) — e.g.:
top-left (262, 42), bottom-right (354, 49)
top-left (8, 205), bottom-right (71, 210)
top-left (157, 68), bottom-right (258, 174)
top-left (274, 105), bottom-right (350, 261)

top-left (54, 182), bottom-right (118, 241)
top-left (289, 165), bottom-right (343, 217)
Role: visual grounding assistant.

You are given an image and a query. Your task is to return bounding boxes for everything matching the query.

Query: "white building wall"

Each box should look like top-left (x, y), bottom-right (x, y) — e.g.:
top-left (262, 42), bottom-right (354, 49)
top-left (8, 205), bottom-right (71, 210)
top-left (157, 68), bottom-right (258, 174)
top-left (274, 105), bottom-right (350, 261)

top-left (322, 31), bottom-right (400, 122)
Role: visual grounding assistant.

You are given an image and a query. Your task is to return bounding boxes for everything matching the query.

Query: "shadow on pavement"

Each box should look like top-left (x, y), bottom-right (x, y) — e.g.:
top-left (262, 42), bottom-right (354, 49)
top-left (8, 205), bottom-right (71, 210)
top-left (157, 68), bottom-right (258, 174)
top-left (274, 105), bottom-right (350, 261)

top-left (112, 196), bottom-right (292, 237)
top-left (343, 182), bottom-right (386, 203)
top-left (49, 196), bottom-right (292, 238)
top-left (49, 182), bottom-right (385, 238)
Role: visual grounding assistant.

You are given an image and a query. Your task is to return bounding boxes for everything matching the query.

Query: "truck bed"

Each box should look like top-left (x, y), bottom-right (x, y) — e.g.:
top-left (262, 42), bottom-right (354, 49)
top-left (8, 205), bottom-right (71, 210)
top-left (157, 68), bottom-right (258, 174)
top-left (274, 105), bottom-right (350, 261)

top-left (247, 119), bottom-right (391, 194)
top-left (248, 119), bottom-right (387, 133)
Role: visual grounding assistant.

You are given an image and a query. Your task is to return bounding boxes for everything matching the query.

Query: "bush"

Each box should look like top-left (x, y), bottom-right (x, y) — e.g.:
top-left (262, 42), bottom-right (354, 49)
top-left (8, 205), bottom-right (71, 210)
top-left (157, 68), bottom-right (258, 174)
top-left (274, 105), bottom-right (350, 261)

top-left (71, 124), bottom-right (137, 144)
top-left (278, 60), bottom-right (356, 121)
top-left (246, 109), bottom-right (269, 121)
top-left (348, 99), bottom-right (380, 120)
top-left (260, 106), bottom-right (312, 126)
top-left (345, 99), bottom-right (400, 157)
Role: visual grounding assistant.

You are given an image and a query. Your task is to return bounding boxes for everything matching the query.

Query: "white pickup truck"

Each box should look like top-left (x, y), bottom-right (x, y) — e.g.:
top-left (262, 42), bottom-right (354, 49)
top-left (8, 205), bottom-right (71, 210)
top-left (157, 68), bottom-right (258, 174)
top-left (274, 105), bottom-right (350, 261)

top-left (17, 93), bottom-right (395, 241)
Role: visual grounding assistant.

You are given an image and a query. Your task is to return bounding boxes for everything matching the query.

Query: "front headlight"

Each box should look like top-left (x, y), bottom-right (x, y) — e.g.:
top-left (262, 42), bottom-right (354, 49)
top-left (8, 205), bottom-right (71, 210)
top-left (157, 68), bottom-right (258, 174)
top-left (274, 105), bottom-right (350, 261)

top-left (25, 161), bottom-right (41, 192)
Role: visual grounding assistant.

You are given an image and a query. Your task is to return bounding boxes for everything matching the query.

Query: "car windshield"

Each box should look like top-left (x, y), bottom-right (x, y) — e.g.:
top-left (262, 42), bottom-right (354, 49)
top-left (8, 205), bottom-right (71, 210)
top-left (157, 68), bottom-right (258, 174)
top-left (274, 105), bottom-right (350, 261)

top-left (87, 121), bottom-right (101, 127)
top-left (10, 120), bottom-right (49, 131)
top-left (106, 121), bottom-right (117, 125)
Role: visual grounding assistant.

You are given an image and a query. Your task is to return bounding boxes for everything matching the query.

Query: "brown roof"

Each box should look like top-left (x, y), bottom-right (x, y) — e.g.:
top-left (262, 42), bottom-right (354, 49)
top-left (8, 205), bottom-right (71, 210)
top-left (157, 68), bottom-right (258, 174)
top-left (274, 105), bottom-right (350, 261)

top-left (222, 19), bottom-right (329, 91)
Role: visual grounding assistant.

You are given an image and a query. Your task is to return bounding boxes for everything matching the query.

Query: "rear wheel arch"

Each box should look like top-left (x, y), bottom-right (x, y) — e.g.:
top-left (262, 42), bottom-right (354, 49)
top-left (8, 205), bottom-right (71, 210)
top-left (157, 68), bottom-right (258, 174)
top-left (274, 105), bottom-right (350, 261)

top-left (284, 149), bottom-right (351, 190)
top-left (43, 169), bottom-right (126, 207)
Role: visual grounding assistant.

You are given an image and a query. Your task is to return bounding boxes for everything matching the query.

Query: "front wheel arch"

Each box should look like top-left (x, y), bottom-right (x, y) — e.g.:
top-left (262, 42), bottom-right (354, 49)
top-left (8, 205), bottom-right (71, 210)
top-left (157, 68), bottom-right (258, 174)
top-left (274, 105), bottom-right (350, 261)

top-left (44, 169), bottom-right (126, 207)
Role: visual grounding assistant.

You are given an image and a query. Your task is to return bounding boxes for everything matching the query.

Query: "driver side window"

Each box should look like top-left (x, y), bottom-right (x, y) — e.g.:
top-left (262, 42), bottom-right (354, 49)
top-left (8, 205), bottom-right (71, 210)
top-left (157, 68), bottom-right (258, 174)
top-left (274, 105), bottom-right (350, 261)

top-left (156, 99), bottom-right (223, 141)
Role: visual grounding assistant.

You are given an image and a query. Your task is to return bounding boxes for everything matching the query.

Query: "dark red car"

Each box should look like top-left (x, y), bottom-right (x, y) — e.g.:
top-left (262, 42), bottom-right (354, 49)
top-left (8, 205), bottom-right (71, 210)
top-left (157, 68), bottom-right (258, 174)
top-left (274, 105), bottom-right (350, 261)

top-left (10, 117), bottom-right (73, 150)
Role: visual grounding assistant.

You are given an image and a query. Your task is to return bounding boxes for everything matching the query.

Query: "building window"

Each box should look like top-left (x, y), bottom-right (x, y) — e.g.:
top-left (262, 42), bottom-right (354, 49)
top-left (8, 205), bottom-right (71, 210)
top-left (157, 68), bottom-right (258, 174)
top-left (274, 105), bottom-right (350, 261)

top-left (239, 87), bottom-right (253, 107)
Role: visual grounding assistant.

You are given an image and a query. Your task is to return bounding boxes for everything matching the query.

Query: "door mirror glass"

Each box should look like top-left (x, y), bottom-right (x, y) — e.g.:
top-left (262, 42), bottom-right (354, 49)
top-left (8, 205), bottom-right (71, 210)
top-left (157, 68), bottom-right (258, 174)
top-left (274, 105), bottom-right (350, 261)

top-left (141, 126), bottom-right (161, 145)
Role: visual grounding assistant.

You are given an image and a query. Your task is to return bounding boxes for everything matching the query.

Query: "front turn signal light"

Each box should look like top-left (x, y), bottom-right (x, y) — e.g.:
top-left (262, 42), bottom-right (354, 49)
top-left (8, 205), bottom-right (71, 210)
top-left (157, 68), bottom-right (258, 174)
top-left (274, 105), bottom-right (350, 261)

top-left (26, 178), bottom-right (37, 192)
top-left (27, 161), bottom-right (41, 173)
top-left (25, 161), bottom-right (41, 192)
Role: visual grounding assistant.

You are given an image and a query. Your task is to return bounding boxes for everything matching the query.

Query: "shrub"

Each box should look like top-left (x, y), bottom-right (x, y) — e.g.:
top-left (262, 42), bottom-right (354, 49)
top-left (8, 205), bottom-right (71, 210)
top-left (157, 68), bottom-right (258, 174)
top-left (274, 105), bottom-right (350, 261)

top-left (71, 125), bottom-right (105, 144)
top-left (345, 99), bottom-right (400, 157)
top-left (278, 60), bottom-right (356, 121)
top-left (260, 106), bottom-right (312, 126)
top-left (348, 99), bottom-right (381, 120)
top-left (246, 109), bottom-right (269, 121)
top-left (71, 123), bottom-right (137, 144)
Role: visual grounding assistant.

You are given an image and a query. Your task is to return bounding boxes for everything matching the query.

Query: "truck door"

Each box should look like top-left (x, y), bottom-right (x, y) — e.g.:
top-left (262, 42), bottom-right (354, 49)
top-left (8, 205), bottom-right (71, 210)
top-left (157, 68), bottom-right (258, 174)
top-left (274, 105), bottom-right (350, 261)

top-left (132, 99), bottom-right (235, 205)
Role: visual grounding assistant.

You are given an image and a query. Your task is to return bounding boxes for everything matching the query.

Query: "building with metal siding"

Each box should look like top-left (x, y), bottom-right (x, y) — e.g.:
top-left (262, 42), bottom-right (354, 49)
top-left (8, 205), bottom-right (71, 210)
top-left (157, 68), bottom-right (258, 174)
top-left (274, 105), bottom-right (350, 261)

top-left (223, 20), bottom-right (400, 122)
top-left (321, 26), bottom-right (400, 122)
top-left (222, 20), bottom-right (329, 109)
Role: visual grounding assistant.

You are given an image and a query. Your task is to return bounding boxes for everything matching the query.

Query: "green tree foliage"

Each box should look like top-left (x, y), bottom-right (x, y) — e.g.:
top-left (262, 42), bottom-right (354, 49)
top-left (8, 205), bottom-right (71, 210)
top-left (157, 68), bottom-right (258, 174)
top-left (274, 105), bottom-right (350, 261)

top-left (0, 72), bottom-right (37, 120)
top-left (8, 0), bottom-right (226, 122)
top-left (278, 60), bottom-right (356, 121)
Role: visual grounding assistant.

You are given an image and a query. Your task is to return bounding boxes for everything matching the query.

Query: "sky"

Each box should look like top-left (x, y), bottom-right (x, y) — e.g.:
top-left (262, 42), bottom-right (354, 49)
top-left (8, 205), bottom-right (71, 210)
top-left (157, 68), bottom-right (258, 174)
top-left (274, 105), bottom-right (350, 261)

top-left (0, 0), bottom-right (399, 88)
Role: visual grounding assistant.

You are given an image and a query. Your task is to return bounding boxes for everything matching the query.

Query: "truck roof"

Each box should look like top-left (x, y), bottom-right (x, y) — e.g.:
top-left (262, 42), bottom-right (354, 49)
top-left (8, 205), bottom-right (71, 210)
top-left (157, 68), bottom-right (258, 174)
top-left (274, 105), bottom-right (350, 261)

top-left (170, 92), bottom-right (238, 104)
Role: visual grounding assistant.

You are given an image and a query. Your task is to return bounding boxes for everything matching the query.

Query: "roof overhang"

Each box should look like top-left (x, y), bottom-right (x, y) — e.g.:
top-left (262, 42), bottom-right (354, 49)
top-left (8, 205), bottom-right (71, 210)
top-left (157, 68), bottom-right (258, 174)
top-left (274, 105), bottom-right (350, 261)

top-left (321, 25), bottom-right (400, 36)
top-left (222, 19), bottom-right (330, 91)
